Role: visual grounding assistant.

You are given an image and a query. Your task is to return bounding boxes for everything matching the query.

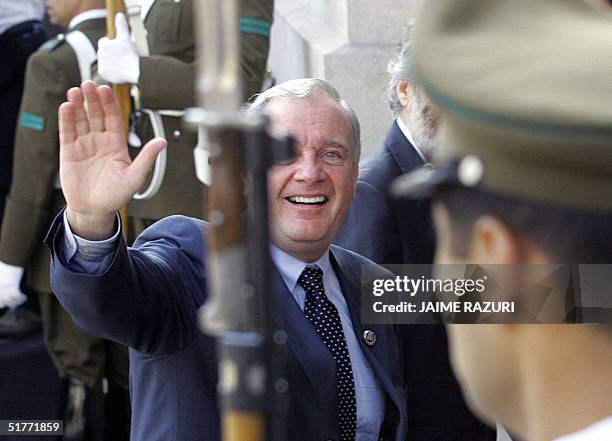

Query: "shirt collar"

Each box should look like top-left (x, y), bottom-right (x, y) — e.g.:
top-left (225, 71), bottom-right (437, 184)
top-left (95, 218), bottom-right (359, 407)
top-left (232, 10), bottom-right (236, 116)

top-left (68, 9), bottom-right (106, 30)
top-left (269, 244), bottom-right (333, 293)
top-left (396, 116), bottom-right (427, 163)
top-left (553, 417), bottom-right (612, 441)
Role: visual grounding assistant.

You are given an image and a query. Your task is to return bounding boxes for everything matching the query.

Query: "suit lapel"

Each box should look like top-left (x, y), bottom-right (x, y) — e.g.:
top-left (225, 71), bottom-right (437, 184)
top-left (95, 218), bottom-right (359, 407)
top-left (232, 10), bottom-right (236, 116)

top-left (386, 121), bottom-right (434, 226)
top-left (271, 268), bottom-right (338, 407)
top-left (386, 120), bottom-right (425, 175)
top-left (272, 253), bottom-right (406, 437)
top-left (329, 247), bottom-right (404, 416)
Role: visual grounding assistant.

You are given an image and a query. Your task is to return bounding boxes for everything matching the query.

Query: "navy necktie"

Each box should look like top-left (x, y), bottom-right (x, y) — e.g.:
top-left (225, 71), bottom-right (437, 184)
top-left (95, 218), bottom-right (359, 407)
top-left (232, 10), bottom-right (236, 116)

top-left (298, 265), bottom-right (357, 441)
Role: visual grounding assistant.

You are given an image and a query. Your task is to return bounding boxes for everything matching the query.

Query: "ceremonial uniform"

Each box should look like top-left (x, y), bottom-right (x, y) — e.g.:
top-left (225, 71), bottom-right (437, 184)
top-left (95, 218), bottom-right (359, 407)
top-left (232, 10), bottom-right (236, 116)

top-left (126, 0), bottom-right (273, 229)
top-left (0, 0), bottom-right (47, 222)
top-left (0, 11), bottom-right (128, 390)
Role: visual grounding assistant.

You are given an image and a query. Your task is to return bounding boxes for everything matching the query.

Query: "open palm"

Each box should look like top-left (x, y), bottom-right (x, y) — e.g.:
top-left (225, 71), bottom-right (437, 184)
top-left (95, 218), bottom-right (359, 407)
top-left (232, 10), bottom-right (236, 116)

top-left (58, 81), bottom-right (166, 237)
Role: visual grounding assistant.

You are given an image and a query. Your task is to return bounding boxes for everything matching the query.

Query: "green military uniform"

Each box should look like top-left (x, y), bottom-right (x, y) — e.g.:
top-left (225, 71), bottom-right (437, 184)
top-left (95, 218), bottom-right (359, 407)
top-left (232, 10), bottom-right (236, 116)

top-left (0, 15), bottom-right (128, 389)
top-left (127, 0), bottom-right (273, 231)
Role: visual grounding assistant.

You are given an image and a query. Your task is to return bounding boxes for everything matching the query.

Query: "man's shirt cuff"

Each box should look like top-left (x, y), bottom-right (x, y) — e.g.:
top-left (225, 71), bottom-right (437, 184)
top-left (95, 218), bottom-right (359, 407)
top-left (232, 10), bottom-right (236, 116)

top-left (62, 210), bottom-right (121, 263)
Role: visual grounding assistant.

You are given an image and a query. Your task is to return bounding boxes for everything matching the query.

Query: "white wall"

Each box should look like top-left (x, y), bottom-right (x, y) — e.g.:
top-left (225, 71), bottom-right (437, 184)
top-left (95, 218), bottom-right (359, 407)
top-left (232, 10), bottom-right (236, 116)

top-left (268, 0), bottom-right (414, 157)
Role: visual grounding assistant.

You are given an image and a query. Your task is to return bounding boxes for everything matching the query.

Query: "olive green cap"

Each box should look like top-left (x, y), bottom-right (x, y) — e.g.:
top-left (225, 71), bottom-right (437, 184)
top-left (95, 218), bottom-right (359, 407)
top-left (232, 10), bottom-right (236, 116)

top-left (393, 0), bottom-right (612, 212)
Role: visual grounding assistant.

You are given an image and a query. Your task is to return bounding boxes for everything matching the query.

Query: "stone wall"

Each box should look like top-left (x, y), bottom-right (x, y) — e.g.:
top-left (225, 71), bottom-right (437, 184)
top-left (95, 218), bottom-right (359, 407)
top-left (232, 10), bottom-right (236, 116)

top-left (268, 0), bottom-right (415, 157)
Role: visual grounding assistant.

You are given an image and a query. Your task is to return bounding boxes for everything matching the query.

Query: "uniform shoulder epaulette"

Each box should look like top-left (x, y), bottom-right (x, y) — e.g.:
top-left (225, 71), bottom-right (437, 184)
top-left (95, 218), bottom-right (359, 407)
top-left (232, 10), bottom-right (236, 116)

top-left (40, 34), bottom-right (66, 52)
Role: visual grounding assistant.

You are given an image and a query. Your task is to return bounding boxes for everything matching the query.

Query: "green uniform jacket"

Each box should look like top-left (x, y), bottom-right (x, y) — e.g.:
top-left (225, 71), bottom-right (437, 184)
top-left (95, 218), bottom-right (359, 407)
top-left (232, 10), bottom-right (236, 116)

top-left (128, 0), bottom-right (273, 221)
top-left (0, 18), bottom-right (107, 293)
top-left (0, 17), bottom-right (129, 388)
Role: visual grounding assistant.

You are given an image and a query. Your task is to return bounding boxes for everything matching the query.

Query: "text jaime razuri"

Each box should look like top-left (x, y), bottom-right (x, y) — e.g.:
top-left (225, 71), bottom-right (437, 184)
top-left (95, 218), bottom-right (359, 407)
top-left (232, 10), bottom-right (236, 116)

top-left (369, 275), bottom-right (515, 316)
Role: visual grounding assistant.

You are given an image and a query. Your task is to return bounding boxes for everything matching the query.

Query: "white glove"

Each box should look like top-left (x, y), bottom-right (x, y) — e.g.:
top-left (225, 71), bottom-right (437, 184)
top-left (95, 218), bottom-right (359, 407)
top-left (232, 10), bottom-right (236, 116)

top-left (97, 13), bottom-right (140, 84)
top-left (0, 261), bottom-right (26, 309)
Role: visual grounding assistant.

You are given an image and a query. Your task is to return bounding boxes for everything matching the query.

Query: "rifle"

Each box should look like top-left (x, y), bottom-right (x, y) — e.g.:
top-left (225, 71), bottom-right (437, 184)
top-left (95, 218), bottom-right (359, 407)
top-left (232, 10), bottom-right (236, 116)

top-left (188, 1), bottom-right (292, 439)
top-left (105, 0), bottom-right (131, 236)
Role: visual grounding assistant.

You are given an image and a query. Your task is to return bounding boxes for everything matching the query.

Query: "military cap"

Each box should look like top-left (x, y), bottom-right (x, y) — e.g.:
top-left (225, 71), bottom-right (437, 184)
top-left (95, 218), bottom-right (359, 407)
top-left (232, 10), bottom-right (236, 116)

top-left (392, 0), bottom-right (612, 212)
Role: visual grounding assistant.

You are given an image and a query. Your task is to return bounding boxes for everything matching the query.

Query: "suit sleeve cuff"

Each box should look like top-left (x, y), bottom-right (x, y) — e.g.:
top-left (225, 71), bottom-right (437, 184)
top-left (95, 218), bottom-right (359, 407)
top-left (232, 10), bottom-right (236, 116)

top-left (62, 211), bottom-right (121, 262)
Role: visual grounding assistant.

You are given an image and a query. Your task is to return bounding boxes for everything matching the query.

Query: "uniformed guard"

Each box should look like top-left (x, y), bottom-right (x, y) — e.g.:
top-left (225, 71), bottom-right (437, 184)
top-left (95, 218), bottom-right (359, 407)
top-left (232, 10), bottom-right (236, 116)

top-left (0, 0), bottom-right (47, 228)
top-left (394, 1), bottom-right (612, 440)
top-left (0, 1), bottom-right (130, 439)
top-left (96, 0), bottom-right (274, 238)
top-left (0, 0), bottom-right (47, 326)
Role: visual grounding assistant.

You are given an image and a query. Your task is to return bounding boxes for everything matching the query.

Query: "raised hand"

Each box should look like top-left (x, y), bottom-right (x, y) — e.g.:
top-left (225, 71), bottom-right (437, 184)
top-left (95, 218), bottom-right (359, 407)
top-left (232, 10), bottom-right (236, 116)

top-left (59, 81), bottom-right (166, 239)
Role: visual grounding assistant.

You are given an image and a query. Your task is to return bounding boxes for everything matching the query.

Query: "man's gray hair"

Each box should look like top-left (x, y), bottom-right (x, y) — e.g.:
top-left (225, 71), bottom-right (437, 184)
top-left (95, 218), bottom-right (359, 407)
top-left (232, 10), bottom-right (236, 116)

top-left (249, 78), bottom-right (361, 162)
top-left (387, 19), bottom-right (416, 117)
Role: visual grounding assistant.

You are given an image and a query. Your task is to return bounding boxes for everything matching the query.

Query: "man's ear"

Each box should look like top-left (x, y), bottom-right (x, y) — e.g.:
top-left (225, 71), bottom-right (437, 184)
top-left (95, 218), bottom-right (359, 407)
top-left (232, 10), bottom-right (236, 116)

top-left (469, 216), bottom-right (521, 264)
top-left (396, 80), bottom-right (412, 109)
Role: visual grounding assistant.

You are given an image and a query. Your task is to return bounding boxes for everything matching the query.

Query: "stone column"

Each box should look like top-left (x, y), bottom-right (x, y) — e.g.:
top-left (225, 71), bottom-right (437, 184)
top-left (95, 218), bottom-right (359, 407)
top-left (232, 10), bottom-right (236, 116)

top-left (268, 0), bottom-right (414, 156)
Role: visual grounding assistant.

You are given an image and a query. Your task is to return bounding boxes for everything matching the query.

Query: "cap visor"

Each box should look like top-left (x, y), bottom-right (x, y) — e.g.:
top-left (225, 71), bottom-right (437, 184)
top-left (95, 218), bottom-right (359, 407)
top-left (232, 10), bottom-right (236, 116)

top-left (390, 162), bottom-right (459, 200)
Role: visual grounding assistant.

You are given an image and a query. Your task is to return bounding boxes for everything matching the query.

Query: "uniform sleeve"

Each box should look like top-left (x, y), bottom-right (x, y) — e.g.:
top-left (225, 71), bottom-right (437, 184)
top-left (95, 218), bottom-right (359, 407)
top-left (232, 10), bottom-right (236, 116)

top-left (138, 0), bottom-right (273, 110)
top-left (0, 50), bottom-right (69, 266)
top-left (237, 0), bottom-right (274, 100)
top-left (139, 56), bottom-right (196, 110)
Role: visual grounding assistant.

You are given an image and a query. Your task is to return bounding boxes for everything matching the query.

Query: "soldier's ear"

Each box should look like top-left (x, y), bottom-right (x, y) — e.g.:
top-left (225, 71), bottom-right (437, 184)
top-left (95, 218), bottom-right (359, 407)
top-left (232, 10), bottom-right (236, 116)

top-left (396, 80), bottom-right (412, 109)
top-left (468, 216), bottom-right (520, 264)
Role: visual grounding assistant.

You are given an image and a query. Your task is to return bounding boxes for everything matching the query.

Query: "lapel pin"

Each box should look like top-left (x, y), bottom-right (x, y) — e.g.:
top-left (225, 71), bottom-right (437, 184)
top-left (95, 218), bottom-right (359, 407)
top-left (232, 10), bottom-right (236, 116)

top-left (363, 330), bottom-right (377, 346)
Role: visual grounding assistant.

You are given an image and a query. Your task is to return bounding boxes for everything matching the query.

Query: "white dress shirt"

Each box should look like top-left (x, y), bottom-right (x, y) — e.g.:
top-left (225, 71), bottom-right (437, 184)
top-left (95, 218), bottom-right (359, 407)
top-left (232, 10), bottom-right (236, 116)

top-left (270, 244), bottom-right (386, 441)
top-left (396, 116), bottom-right (427, 163)
top-left (554, 417), bottom-right (612, 441)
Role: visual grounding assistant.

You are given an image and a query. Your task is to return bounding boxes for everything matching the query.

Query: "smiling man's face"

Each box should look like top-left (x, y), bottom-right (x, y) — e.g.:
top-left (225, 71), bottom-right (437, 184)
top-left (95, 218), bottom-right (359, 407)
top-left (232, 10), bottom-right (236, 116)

top-left (266, 92), bottom-right (358, 262)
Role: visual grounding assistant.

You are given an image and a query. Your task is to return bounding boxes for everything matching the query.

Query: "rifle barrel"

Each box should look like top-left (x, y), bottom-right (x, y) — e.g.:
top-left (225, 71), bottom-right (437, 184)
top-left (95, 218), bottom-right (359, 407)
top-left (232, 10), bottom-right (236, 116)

top-left (105, 0), bottom-right (131, 235)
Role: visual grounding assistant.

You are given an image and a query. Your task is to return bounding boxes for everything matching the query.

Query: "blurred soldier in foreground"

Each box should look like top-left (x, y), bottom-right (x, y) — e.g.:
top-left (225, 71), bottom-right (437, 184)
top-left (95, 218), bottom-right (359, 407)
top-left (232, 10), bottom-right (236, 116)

top-left (396, 1), bottom-right (612, 440)
top-left (336, 22), bottom-right (495, 441)
top-left (96, 0), bottom-right (273, 236)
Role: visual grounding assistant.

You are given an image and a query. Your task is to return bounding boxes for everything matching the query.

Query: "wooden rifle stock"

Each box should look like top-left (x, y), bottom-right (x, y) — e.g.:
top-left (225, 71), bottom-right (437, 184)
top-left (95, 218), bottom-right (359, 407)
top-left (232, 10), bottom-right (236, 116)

top-left (202, 120), bottom-right (292, 441)
top-left (105, 0), bottom-right (131, 236)
top-left (204, 124), bottom-right (268, 441)
top-left (191, 1), bottom-right (292, 439)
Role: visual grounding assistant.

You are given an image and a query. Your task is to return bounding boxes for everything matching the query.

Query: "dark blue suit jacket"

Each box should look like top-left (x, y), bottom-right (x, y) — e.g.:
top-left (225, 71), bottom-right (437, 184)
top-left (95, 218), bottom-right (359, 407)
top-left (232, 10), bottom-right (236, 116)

top-left (46, 213), bottom-right (408, 441)
top-left (336, 120), bottom-right (434, 265)
top-left (336, 121), bottom-right (495, 441)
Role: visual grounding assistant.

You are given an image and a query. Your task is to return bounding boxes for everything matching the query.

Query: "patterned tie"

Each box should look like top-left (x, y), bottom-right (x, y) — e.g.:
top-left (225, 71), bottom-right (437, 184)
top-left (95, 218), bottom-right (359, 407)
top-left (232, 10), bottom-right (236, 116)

top-left (298, 265), bottom-right (357, 441)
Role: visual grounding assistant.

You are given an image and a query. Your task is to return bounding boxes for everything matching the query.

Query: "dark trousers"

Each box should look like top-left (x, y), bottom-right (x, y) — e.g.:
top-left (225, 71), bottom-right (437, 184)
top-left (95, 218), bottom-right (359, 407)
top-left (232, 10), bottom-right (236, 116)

top-left (38, 292), bottom-right (131, 441)
top-left (0, 20), bottom-right (46, 223)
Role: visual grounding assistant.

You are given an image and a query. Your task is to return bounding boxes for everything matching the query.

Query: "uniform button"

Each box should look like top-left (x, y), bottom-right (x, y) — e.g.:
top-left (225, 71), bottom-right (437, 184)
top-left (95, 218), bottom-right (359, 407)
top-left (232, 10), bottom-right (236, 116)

top-left (363, 329), bottom-right (377, 346)
top-left (173, 129), bottom-right (181, 138)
